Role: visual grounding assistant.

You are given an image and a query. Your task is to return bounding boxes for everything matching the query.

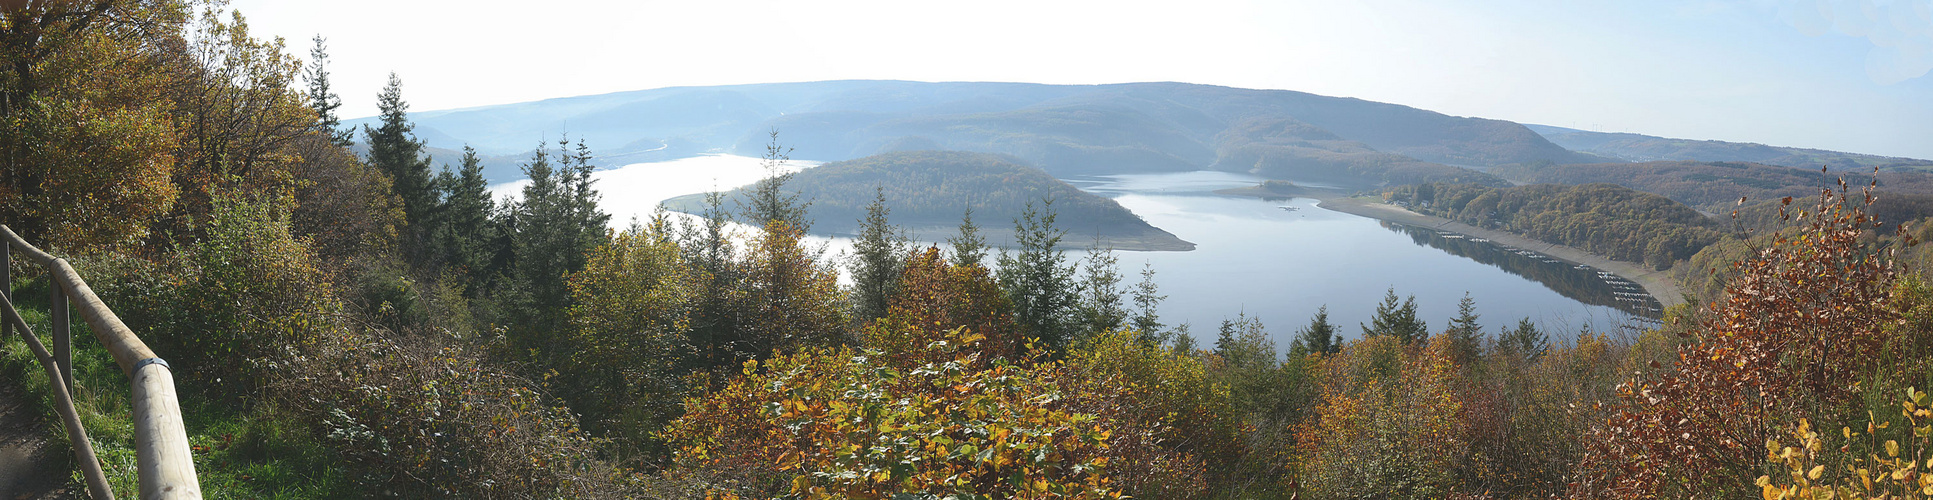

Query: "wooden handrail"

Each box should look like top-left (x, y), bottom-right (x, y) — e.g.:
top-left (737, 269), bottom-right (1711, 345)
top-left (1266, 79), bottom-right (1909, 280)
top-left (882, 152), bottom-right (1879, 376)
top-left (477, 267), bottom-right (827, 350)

top-left (0, 225), bottom-right (200, 499)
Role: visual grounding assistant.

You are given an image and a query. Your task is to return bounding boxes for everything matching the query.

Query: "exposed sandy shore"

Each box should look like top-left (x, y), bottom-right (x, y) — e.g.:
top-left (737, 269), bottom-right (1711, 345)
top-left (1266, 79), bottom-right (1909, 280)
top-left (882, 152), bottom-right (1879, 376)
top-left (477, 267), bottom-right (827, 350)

top-left (1309, 195), bottom-right (1686, 308)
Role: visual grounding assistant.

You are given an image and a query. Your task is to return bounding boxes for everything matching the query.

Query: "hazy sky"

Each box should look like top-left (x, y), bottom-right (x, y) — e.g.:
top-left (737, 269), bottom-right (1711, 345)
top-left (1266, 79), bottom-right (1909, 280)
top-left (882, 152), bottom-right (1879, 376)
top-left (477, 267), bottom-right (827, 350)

top-left (230, 0), bottom-right (1933, 159)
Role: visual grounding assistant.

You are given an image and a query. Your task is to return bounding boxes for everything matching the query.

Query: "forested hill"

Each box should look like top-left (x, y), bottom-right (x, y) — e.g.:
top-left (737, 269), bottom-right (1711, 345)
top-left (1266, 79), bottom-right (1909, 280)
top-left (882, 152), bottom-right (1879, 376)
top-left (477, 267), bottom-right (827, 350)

top-left (1387, 183), bottom-right (1729, 270)
top-left (1525, 124), bottom-right (1933, 171)
top-left (1491, 160), bottom-right (1933, 225)
top-left (345, 80), bottom-right (1584, 184)
top-left (662, 150), bottom-right (1194, 250)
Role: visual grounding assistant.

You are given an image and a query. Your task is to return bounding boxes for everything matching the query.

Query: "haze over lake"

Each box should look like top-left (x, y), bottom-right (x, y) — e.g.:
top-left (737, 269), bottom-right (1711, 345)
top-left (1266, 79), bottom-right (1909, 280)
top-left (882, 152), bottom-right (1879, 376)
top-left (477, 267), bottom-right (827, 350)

top-left (492, 155), bottom-right (1651, 348)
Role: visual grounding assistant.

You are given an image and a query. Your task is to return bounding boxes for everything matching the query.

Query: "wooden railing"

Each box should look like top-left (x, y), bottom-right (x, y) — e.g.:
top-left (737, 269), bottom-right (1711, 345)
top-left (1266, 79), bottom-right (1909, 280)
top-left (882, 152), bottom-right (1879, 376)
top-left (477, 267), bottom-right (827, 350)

top-left (1, 225), bottom-right (199, 499)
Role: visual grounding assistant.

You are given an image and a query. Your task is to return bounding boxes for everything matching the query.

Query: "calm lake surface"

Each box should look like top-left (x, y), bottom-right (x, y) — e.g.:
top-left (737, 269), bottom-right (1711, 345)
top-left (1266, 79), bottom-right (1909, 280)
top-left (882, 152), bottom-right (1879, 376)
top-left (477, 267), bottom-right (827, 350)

top-left (492, 155), bottom-right (1654, 350)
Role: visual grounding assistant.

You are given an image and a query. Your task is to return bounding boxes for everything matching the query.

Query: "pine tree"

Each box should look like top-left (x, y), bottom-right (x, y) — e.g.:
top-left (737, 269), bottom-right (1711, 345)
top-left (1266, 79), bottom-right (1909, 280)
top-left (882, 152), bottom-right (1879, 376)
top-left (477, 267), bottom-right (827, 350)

top-left (1291, 305), bottom-right (1341, 356)
top-left (948, 206), bottom-right (988, 268)
top-left (1129, 262), bottom-right (1167, 346)
top-left (303, 35), bottom-right (352, 147)
top-left (363, 73), bottom-right (436, 262)
top-left (741, 130), bottom-right (809, 232)
top-left (849, 186), bottom-right (907, 324)
top-left (1445, 292), bottom-right (1484, 362)
top-left (1361, 287), bottom-right (1427, 343)
top-left (996, 199), bottom-right (1078, 352)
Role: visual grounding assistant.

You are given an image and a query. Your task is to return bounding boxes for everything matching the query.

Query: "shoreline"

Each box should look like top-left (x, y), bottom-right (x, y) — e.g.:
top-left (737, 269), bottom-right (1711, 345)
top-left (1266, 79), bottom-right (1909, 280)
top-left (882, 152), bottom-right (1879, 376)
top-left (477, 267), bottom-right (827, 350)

top-left (1305, 193), bottom-right (1686, 309)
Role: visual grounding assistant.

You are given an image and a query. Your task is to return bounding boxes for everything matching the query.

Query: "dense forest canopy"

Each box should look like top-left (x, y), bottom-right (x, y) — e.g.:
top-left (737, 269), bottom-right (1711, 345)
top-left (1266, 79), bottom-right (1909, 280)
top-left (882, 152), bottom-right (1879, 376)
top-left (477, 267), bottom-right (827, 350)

top-left (1388, 182), bottom-right (1729, 269)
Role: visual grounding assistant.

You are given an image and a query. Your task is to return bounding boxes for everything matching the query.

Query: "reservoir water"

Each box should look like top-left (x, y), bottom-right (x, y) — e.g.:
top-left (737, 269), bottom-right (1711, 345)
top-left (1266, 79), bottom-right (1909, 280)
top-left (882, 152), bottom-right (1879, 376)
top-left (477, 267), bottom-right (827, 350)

top-left (492, 155), bottom-right (1654, 350)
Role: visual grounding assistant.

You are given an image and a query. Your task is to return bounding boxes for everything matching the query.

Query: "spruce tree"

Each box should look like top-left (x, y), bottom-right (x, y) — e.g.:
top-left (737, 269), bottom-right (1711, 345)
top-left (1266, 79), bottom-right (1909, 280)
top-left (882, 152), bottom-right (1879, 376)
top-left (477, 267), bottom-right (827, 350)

top-left (1446, 292), bottom-right (1484, 362)
top-left (504, 138), bottom-right (610, 362)
top-left (1361, 287), bottom-right (1427, 343)
top-left (741, 130), bottom-right (809, 232)
top-left (996, 199), bottom-right (1077, 352)
top-left (1498, 317), bottom-right (1548, 359)
top-left (303, 35), bottom-right (352, 147)
top-left (1129, 262), bottom-right (1167, 346)
top-left (679, 189), bottom-right (743, 371)
top-left (1074, 244), bottom-right (1126, 344)
top-left (431, 146), bottom-right (499, 291)
top-left (363, 73), bottom-right (436, 262)
top-left (849, 186), bottom-right (907, 324)
top-left (1292, 305), bottom-right (1341, 356)
top-left (947, 206), bottom-right (988, 268)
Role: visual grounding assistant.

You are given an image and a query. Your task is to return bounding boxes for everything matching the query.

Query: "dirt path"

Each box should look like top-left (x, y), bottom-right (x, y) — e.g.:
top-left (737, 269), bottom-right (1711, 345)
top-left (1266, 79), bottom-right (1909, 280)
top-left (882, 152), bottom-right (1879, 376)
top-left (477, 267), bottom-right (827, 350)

top-left (1312, 195), bottom-right (1687, 309)
top-left (0, 366), bottom-right (72, 499)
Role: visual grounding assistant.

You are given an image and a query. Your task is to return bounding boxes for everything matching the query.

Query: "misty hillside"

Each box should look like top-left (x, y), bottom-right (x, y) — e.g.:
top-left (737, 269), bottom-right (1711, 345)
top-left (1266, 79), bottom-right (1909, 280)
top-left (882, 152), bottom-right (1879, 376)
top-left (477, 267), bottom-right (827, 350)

top-left (661, 150), bottom-right (1194, 251)
top-left (1525, 124), bottom-right (1933, 171)
top-left (346, 80), bottom-right (1589, 186)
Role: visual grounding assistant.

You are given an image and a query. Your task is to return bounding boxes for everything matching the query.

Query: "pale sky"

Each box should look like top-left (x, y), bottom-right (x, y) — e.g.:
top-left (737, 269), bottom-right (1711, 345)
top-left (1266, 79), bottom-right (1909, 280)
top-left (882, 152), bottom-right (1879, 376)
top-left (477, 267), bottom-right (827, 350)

top-left (230, 0), bottom-right (1933, 159)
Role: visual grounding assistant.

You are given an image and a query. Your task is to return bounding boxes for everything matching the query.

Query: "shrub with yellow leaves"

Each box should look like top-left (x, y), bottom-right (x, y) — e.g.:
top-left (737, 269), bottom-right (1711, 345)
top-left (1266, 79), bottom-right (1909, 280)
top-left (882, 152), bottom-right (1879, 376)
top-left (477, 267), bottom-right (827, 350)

top-left (1758, 388), bottom-right (1933, 500)
top-left (663, 326), bottom-right (1129, 499)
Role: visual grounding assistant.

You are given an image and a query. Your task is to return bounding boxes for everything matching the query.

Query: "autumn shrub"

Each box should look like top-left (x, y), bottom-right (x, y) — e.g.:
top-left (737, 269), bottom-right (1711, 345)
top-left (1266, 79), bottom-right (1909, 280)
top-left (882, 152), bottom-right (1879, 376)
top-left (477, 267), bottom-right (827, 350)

top-left (274, 331), bottom-right (633, 498)
top-left (1064, 329), bottom-right (1239, 498)
top-left (864, 247), bottom-right (1023, 366)
top-left (1757, 389), bottom-right (1933, 499)
top-left (563, 222), bottom-right (694, 466)
top-left (1575, 185), bottom-right (1907, 497)
top-left (1299, 334), bottom-right (1469, 499)
top-left (736, 221), bottom-right (848, 355)
top-left (663, 327), bottom-right (1128, 499)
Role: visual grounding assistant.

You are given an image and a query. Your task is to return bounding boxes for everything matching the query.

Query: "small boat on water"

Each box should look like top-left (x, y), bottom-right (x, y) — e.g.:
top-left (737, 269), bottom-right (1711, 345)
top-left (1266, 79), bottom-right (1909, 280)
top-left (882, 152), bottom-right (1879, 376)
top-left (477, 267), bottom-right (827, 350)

top-left (1278, 206), bottom-right (1299, 212)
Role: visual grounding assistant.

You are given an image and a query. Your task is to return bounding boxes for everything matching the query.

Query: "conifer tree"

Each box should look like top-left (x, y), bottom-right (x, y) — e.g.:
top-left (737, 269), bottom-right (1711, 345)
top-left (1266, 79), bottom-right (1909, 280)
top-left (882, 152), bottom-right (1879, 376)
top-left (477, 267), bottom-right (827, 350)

top-left (1129, 262), bottom-right (1167, 346)
top-left (363, 73), bottom-right (436, 261)
top-left (1074, 244), bottom-right (1127, 344)
top-left (1497, 317), bottom-right (1548, 359)
top-left (1361, 287), bottom-right (1427, 343)
top-left (741, 130), bottom-right (808, 231)
top-left (678, 189), bottom-right (744, 371)
top-left (996, 199), bottom-right (1078, 352)
top-left (1445, 292), bottom-right (1484, 362)
top-left (948, 206), bottom-right (988, 268)
top-left (303, 35), bottom-right (352, 147)
top-left (1169, 324), bottom-right (1198, 356)
top-left (431, 146), bottom-right (498, 291)
top-left (504, 138), bottom-right (609, 362)
top-left (849, 186), bottom-right (907, 324)
top-left (1291, 305), bottom-right (1341, 356)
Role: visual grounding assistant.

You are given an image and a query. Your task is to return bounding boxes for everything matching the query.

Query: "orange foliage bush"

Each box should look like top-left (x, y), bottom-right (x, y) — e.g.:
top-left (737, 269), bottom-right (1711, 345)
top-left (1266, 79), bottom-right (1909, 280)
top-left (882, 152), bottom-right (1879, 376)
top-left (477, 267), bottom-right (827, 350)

top-left (863, 247), bottom-right (1024, 366)
top-left (1576, 182), bottom-right (1908, 497)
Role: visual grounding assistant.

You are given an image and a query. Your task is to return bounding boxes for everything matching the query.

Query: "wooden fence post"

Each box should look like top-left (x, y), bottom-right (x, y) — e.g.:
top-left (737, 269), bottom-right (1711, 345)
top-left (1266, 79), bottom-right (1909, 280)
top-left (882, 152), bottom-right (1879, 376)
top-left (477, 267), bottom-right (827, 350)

top-left (52, 283), bottom-right (71, 392)
top-left (2, 243), bottom-right (9, 340)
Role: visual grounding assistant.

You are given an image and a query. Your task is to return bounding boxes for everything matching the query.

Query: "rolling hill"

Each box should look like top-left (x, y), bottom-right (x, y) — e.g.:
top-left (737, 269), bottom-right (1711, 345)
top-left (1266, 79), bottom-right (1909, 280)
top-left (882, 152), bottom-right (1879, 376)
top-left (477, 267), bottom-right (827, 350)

top-left (661, 150), bottom-right (1194, 251)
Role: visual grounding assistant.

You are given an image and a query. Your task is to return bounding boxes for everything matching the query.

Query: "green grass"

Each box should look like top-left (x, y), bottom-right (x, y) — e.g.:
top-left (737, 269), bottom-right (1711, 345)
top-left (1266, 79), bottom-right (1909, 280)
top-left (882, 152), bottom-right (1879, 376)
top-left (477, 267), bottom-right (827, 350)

top-left (1, 276), bottom-right (353, 498)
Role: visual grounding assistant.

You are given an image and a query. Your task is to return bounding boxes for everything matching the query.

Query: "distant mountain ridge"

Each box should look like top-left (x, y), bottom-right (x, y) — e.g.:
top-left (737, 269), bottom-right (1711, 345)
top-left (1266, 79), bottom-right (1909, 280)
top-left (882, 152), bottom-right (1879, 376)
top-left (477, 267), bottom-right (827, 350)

top-left (1524, 124), bottom-right (1933, 171)
top-left (348, 80), bottom-right (1587, 186)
